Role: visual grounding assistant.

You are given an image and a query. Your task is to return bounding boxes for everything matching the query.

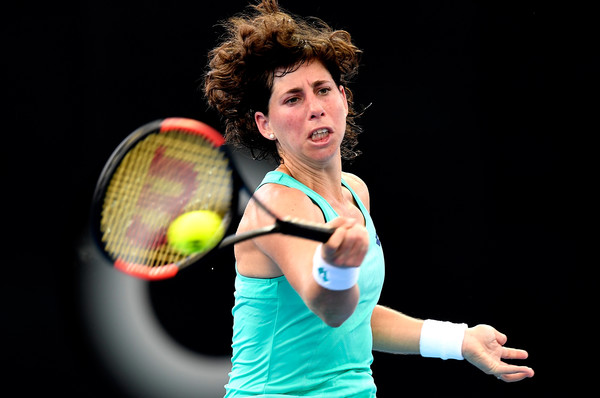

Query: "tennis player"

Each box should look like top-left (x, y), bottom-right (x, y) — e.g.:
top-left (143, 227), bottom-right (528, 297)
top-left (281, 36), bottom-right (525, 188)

top-left (204, 1), bottom-right (534, 396)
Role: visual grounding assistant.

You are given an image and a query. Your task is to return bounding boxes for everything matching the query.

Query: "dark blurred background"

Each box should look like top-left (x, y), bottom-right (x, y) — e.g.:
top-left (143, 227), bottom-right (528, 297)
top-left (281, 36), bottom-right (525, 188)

top-left (6, 0), bottom-right (589, 396)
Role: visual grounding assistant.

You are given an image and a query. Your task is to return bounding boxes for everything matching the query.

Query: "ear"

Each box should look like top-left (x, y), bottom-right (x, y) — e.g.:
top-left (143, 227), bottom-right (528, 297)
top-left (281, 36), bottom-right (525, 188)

top-left (255, 111), bottom-right (274, 140)
top-left (339, 85), bottom-right (349, 116)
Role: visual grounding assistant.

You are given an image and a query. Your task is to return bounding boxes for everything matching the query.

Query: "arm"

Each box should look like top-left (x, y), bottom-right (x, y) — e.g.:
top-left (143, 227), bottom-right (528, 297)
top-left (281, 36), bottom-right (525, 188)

top-left (371, 305), bottom-right (423, 354)
top-left (348, 173), bottom-right (533, 381)
top-left (371, 305), bottom-right (535, 382)
top-left (236, 183), bottom-right (369, 327)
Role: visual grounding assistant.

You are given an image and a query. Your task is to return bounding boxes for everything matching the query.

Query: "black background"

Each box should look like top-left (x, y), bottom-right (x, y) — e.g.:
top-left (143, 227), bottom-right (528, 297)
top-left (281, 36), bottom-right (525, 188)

top-left (6, 0), bottom-right (589, 396)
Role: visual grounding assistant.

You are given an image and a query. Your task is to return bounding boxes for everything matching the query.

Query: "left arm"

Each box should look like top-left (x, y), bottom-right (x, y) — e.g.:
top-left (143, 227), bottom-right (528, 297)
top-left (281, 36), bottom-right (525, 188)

top-left (348, 173), bottom-right (534, 381)
top-left (371, 305), bottom-right (422, 354)
top-left (370, 305), bottom-right (535, 382)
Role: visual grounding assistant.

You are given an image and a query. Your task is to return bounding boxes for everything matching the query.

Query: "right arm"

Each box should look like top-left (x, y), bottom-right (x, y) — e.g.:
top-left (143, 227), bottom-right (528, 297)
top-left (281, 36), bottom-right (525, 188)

top-left (234, 183), bottom-right (369, 327)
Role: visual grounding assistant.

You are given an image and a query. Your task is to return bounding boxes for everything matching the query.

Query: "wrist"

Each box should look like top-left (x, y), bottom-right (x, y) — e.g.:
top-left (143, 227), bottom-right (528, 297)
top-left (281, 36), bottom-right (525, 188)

top-left (419, 319), bottom-right (468, 360)
top-left (312, 244), bottom-right (360, 291)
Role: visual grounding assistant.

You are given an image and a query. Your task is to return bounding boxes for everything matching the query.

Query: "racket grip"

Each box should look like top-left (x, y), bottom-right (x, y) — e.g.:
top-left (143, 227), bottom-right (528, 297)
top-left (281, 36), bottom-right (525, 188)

top-left (277, 219), bottom-right (334, 243)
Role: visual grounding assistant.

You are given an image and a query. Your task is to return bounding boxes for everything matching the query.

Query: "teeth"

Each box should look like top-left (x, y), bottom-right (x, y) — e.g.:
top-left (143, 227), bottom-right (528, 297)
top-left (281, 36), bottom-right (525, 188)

top-left (311, 128), bottom-right (329, 140)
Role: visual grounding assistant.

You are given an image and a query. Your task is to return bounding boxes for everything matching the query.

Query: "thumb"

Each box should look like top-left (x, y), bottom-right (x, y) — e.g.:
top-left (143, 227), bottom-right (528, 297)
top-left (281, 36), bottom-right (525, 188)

top-left (494, 329), bottom-right (508, 346)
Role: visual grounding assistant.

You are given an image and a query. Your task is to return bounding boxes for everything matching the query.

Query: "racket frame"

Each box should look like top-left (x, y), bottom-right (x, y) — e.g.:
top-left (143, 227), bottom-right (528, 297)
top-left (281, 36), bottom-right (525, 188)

top-left (91, 118), bottom-right (231, 280)
top-left (91, 117), bottom-right (334, 281)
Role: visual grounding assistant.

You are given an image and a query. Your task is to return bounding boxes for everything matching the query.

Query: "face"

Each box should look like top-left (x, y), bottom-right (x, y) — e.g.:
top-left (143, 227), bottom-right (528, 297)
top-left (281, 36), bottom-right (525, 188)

top-left (255, 60), bottom-right (349, 167)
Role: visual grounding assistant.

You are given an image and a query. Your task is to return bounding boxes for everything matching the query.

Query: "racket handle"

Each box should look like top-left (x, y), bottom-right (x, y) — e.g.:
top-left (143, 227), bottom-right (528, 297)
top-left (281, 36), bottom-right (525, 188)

top-left (277, 219), bottom-right (334, 243)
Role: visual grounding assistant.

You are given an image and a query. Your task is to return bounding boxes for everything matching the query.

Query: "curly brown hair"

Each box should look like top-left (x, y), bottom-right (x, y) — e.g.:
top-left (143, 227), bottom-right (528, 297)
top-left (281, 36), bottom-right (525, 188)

top-left (204, 0), bottom-right (363, 163)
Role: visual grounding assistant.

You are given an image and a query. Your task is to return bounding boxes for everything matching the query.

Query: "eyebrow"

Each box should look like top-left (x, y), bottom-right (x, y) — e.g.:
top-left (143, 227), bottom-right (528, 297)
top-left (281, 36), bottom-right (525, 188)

top-left (280, 79), bottom-right (333, 96)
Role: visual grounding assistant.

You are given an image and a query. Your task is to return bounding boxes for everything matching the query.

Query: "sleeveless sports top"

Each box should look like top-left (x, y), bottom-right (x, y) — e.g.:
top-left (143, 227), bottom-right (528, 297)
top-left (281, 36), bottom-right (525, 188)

top-left (225, 171), bottom-right (385, 397)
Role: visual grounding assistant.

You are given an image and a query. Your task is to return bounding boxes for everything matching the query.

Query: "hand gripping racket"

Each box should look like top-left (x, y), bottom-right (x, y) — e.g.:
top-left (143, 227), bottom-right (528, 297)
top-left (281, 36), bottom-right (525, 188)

top-left (91, 117), bottom-right (334, 280)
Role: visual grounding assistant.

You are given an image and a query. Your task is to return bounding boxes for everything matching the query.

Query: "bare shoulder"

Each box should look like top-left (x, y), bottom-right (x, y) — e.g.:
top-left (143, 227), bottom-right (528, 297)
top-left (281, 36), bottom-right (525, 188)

top-left (342, 172), bottom-right (370, 211)
top-left (252, 182), bottom-right (326, 224)
top-left (235, 181), bottom-right (325, 278)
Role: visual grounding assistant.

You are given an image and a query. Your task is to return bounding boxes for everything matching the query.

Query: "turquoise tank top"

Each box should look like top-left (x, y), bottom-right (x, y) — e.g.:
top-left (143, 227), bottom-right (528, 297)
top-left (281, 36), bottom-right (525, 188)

top-left (225, 171), bottom-right (385, 397)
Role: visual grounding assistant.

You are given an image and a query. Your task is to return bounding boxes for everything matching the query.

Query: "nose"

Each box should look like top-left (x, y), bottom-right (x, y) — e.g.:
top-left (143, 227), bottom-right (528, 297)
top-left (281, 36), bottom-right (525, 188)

top-left (310, 109), bottom-right (325, 119)
top-left (308, 95), bottom-right (325, 120)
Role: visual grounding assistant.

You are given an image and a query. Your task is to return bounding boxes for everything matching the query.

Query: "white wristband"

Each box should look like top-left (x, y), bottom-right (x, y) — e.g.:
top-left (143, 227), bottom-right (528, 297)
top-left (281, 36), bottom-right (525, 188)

top-left (312, 244), bottom-right (360, 291)
top-left (420, 319), bottom-right (468, 360)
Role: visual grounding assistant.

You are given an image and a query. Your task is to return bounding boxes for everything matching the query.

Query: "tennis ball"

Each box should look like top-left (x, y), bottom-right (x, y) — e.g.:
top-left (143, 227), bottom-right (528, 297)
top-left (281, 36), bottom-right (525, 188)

top-left (167, 210), bottom-right (225, 255)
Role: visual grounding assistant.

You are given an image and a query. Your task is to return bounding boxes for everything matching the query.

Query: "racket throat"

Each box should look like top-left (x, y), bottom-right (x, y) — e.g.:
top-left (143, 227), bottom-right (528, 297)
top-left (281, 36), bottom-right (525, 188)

top-left (219, 225), bottom-right (279, 248)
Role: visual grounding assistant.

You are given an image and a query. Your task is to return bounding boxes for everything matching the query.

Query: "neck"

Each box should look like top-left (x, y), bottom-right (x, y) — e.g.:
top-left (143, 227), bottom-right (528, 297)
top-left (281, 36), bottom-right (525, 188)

top-left (277, 157), bottom-right (344, 200)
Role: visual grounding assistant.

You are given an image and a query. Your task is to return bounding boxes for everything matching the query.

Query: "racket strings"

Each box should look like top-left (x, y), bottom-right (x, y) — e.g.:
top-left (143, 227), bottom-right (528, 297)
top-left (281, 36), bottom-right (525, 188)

top-left (100, 130), bottom-right (233, 269)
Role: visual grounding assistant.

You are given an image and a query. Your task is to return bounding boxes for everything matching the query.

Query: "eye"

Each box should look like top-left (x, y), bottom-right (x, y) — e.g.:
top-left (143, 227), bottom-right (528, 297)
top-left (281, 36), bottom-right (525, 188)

top-left (317, 87), bottom-right (331, 95)
top-left (284, 96), bottom-right (300, 105)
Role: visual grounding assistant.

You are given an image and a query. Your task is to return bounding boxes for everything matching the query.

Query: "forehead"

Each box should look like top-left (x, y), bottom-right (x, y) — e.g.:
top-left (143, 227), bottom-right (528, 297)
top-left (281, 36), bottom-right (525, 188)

top-left (272, 61), bottom-right (333, 91)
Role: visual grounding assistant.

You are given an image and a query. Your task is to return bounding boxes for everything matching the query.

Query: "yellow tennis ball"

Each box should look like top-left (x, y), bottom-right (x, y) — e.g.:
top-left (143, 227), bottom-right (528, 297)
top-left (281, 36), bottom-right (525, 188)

top-left (167, 210), bottom-right (225, 255)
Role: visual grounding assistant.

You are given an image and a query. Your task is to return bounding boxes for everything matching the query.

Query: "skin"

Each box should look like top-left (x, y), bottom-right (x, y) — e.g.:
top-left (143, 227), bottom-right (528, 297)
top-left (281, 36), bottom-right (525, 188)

top-left (234, 60), bottom-right (534, 381)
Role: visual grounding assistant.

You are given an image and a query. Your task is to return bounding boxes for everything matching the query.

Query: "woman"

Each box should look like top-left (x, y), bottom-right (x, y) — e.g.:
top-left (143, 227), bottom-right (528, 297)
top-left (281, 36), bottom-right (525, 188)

top-left (204, 1), bottom-right (534, 396)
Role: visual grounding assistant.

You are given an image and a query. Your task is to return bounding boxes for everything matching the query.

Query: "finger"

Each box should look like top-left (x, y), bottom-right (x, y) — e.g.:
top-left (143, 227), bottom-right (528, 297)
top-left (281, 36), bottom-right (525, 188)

top-left (501, 346), bottom-right (529, 360)
top-left (496, 366), bottom-right (535, 383)
top-left (323, 228), bottom-right (357, 263)
top-left (496, 363), bottom-right (535, 376)
top-left (343, 224), bottom-right (369, 263)
top-left (327, 223), bottom-right (369, 266)
top-left (330, 225), bottom-right (367, 266)
top-left (322, 227), bottom-right (347, 259)
top-left (323, 218), bottom-right (358, 248)
top-left (322, 218), bottom-right (355, 255)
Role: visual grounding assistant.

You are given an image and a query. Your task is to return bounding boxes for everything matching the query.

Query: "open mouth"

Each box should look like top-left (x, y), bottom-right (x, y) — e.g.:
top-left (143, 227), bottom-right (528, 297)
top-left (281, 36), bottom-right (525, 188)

top-left (311, 128), bottom-right (330, 141)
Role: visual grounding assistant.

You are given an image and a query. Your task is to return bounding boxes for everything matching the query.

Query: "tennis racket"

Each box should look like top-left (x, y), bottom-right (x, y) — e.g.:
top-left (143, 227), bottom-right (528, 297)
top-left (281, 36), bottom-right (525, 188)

top-left (91, 117), bottom-right (334, 280)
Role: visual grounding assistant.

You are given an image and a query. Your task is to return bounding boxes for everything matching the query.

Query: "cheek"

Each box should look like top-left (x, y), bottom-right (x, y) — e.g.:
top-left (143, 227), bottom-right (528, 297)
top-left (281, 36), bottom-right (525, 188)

top-left (330, 102), bottom-right (349, 128)
top-left (271, 110), bottom-right (302, 135)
